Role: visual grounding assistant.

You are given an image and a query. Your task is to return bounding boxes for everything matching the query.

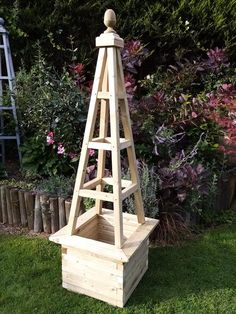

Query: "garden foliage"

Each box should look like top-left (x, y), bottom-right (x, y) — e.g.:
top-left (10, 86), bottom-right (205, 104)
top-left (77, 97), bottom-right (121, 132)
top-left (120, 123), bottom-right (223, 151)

top-left (1, 0), bottom-right (236, 69)
top-left (1, 1), bottom-right (236, 240)
top-left (17, 51), bottom-right (88, 176)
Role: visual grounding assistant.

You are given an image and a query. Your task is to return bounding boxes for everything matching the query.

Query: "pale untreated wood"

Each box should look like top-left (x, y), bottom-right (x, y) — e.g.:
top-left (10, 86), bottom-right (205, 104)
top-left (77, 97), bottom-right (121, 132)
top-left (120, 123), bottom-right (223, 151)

top-left (67, 47), bottom-right (107, 235)
top-left (50, 197), bottom-right (59, 233)
top-left (108, 47), bottom-right (123, 248)
top-left (10, 188), bottom-right (21, 226)
top-left (117, 51), bottom-right (145, 224)
top-left (79, 189), bottom-right (114, 202)
top-left (6, 187), bottom-right (13, 225)
top-left (96, 61), bottom-right (108, 214)
top-left (34, 194), bottom-right (43, 233)
top-left (24, 191), bottom-right (35, 230)
top-left (49, 10), bottom-right (159, 308)
top-left (18, 190), bottom-right (27, 227)
top-left (40, 194), bottom-right (51, 233)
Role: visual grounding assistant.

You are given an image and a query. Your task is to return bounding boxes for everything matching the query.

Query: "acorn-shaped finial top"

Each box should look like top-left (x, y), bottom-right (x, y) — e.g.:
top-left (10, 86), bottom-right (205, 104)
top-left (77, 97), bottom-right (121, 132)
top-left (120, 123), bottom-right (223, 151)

top-left (104, 9), bottom-right (116, 33)
top-left (0, 18), bottom-right (5, 26)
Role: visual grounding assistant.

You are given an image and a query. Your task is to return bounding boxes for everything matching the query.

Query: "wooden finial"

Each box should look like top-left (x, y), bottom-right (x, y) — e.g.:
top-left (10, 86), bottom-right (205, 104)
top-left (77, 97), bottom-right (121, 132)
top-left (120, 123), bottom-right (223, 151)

top-left (104, 9), bottom-right (116, 33)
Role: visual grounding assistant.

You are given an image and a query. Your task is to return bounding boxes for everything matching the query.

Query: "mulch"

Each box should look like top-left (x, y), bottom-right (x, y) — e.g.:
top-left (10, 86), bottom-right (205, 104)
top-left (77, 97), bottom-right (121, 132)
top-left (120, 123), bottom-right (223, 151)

top-left (0, 223), bottom-right (48, 238)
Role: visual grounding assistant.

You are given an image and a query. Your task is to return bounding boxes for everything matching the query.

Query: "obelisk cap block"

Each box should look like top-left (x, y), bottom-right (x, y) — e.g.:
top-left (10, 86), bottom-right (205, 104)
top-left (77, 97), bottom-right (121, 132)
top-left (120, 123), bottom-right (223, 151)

top-left (96, 9), bottom-right (124, 48)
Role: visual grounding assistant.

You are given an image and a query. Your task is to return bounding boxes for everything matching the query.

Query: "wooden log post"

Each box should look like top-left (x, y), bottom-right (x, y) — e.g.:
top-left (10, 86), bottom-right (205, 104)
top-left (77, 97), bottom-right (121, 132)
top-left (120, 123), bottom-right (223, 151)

top-left (0, 185), bottom-right (2, 222)
top-left (40, 194), bottom-right (51, 233)
top-left (50, 197), bottom-right (59, 233)
top-left (18, 190), bottom-right (28, 227)
top-left (1, 185), bottom-right (8, 224)
top-left (24, 191), bottom-right (35, 230)
top-left (34, 194), bottom-right (43, 233)
top-left (10, 188), bottom-right (21, 226)
top-left (65, 199), bottom-right (72, 224)
top-left (6, 187), bottom-right (13, 225)
top-left (58, 197), bottom-right (66, 229)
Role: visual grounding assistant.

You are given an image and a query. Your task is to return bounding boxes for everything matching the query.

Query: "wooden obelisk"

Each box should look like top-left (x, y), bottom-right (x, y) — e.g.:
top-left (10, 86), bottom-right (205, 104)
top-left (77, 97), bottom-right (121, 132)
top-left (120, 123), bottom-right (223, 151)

top-left (50, 9), bottom-right (159, 307)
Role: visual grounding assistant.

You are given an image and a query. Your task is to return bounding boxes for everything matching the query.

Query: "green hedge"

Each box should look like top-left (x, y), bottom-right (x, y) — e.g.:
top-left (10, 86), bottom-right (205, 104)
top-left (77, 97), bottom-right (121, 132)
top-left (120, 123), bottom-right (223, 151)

top-left (0, 0), bottom-right (236, 69)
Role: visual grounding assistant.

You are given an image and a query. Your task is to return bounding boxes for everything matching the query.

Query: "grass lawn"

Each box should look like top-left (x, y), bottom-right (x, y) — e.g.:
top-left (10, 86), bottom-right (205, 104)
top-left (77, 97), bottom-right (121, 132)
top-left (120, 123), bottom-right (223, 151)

top-left (0, 223), bottom-right (236, 314)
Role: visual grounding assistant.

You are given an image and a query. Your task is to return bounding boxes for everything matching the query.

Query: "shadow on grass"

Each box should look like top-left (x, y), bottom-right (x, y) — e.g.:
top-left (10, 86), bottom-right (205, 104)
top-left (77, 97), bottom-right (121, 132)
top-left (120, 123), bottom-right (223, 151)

top-left (127, 224), bottom-right (236, 307)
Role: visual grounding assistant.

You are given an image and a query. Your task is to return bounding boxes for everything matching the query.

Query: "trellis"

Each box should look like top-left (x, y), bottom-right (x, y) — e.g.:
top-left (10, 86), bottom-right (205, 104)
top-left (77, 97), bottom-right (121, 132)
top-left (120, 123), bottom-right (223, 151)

top-left (50, 9), bottom-right (159, 307)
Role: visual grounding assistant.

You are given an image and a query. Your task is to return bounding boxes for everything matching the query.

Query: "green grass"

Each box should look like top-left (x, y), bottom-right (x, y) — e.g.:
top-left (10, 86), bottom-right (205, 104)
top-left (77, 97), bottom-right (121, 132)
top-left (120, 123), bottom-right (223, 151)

top-left (0, 224), bottom-right (236, 314)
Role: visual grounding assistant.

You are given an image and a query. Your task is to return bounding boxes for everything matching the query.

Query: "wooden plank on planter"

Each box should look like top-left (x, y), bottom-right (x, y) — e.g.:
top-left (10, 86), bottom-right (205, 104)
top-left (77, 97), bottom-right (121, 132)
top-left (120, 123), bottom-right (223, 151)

top-left (50, 197), bottom-right (59, 234)
top-left (6, 187), bottom-right (13, 225)
top-left (10, 188), bottom-right (21, 226)
top-left (1, 186), bottom-right (8, 224)
top-left (58, 197), bottom-right (66, 229)
top-left (24, 191), bottom-right (35, 230)
top-left (40, 194), bottom-right (51, 234)
top-left (34, 194), bottom-right (43, 233)
top-left (18, 190), bottom-right (27, 227)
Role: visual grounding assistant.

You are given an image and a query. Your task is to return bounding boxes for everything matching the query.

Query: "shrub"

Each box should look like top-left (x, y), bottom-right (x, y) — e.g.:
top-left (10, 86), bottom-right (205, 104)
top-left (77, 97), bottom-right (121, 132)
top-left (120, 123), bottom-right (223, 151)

top-left (124, 162), bottom-right (159, 218)
top-left (35, 175), bottom-right (74, 198)
top-left (1, 0), bottom-right (236, 70)
top-left (17, 51), bottom-right (88, 176)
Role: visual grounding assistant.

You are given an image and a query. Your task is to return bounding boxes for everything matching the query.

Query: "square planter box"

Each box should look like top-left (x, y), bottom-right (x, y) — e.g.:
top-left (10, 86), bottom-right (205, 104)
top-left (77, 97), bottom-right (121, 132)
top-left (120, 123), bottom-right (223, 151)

top-left (50, 208), bottom-right (158, 307)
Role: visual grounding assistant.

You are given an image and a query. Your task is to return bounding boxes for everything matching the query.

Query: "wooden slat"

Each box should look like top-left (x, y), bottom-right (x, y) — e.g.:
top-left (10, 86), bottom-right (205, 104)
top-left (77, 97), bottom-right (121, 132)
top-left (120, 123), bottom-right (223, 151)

top-left (91, 137), bottom-right (104, 142)
top-left (120, 139), bottom-right (131, 150)
top-left (65, 247), bottom-right (124, 273)
top-left (116, 50), bottom-right (145, 224)
top-left (121, 183), bottom-right (138, 200)
top-left (108, 47), bottom-right (123, 248)
top-left (88, 141), bottom-right (111, 150)
top-left (79, 189), bottom-right (114, 202)
top-left (95, 59), bottom-right (109, 214)
top-left (122, 218), bottom-right (159, 259)
top-left (62, 282), bottom-right (124, 308)
top-left (97, 91), bottom-right (124, 99)
top-left (49, 207), bottom-right (97, 238)
top-left (82, 177), bottom-right (101, 189)
top-left (102, 177), bottom-right (132, 188)
top-left (50, 234), bottom-right (129, 262)
top-left (67, 48), bottom-right (107, 234)
top-left (88, 138), bottom-right (131, 151)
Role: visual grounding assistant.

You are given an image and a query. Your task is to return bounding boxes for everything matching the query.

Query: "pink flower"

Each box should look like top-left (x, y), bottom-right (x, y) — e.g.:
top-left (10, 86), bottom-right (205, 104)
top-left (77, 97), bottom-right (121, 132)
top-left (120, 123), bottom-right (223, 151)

top-left (89, 149), bottom-right (95, 157)
top-left (191, 111), bottom-right (198, 118)
top-left (57, 143), bottom-right (65, 155)
top-left (46, 131), bottom-right (54, 145)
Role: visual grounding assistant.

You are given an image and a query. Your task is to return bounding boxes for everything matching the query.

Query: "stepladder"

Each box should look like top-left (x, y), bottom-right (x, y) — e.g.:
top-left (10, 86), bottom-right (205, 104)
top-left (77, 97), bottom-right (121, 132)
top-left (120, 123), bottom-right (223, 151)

top-left (0, 17), bottom-right (21, 165)
top-left (50, 9), bottom-right (159, 307)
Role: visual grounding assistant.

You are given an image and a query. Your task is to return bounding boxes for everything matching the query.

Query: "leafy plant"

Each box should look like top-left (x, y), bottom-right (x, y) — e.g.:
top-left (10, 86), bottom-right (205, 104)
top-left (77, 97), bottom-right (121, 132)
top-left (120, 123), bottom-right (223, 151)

top-left (124, 162), bottom-right (159, 218)
top-left (35, 175), bottom-right (74, 197)
top-left (17, 50), bottom-right (89, 176)
top-left (21, 135), bottom-right (76, 177)
top-left (0, 178), bottom-right (34, 190)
